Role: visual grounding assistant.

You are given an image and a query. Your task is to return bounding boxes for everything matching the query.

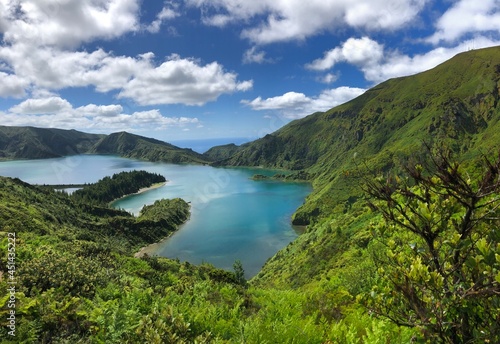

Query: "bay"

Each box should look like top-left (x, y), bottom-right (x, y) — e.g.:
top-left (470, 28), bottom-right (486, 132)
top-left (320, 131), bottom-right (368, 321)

top-left (0, 155), bottom-right (311, 278)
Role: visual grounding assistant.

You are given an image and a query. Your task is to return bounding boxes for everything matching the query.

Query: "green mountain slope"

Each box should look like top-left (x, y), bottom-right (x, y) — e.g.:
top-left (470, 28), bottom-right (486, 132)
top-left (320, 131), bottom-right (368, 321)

top-left (203, 143), bottom-right (243, 161)
top-left (0, 126), bottom-right (104, 159)
top-left (0, 176), bottom-right (250, 342)
top-left (2, 47), bottom-right (499, 343)
top-left (90, 131), bottom-right (208, 164)
top-left (0, 127), bottom-right (210, 164)
top-left (218, 46), bottom-right (500, 224)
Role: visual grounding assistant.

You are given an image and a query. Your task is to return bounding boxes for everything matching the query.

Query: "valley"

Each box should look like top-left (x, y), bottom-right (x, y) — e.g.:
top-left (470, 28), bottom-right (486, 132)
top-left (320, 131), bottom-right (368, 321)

top-left (1, 46), bottom-right (499, 342)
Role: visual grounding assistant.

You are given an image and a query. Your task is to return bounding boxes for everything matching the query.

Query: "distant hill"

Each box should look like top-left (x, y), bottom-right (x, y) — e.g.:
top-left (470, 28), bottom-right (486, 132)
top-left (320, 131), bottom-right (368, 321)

top-left (216, 46), bottom-right (500, 224)
top-left (90, 131), bottom-right (208, 164)
top-left (202, 143), bottom-right (243, 162)
top-left (0, 127), bottom-right (209, 164)
top-left (0, 126), bottom-right (104, 159)
top-left (1, 47), bottom-right (500, 343)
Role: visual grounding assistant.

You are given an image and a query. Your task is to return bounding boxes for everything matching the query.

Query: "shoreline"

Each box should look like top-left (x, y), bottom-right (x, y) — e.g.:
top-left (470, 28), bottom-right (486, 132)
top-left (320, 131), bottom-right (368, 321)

top-left (134, 206), bottom-right (192, 258)
top-left (109, 181), bottom-right (167, 206)
top-left (134, 234), bottom-right (171, 258)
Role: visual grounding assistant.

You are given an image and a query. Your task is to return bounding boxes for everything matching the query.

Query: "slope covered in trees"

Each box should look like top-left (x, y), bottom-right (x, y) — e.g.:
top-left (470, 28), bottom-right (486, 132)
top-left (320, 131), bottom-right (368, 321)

top-left (90, 131), bottom-right (208, 164)
top-left (1, 47), bottom-right (500, 342)
top-left (3, 151), bottom-right (498, 342)
top-left (71, 170), bottom-right (166, 205)
top-left (0, 127), bottom-right (209, 164)
top-left (0, 126), bottom-right (104, 159)
top-left (215, 46), bottom-right (500, 224)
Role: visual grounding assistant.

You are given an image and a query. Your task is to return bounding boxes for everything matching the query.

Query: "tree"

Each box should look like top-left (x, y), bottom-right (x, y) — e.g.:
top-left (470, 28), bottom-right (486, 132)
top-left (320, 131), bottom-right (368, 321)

top-left (364, 150), bottom-right (500, 343)
top-left (233, 260), bottom-right (247, 287)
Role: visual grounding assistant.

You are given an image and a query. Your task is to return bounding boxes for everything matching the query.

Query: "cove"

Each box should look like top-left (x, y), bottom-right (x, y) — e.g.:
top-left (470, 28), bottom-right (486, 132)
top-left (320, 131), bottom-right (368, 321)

top-left (0, 155), bottom-right (311, 277)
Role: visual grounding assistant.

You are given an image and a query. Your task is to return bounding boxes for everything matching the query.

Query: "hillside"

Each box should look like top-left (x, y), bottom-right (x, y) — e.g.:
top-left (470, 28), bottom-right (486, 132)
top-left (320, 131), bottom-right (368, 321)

top-left (90, 131), bottom-right (208, 164)
top-left (0, 126), bottom-right (104, 159)
top-left (0, 176), bottom-right (251, 342)
top-left (1, 47), bottom-right (499, 343)
top-left (0, 127), bottom-right (209, 164)
top-left (216, 46), bottom-right (500, 224)
top-left (203, 143), bottom-right (243, 161)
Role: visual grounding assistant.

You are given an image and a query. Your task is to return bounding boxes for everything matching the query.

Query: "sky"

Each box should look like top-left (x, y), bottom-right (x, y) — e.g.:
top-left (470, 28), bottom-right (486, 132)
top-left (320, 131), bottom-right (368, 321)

top-left (0, 0), bottom-right (499, 144)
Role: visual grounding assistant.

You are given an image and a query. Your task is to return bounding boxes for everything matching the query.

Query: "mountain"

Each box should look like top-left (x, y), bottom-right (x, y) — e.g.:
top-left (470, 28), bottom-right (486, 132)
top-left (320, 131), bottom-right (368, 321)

top-left (216, 46), bottom-right (500, 225)
top-left (202, 143), bottom-right (243, 161)
top-left (90, 131), bottom-right (208, 164)
top-left (1, 47), bottom-right (499, 343)
top-left (0, 126), bottom-right (104, 159)
top-left (0, 126), bottom-right (209, 164)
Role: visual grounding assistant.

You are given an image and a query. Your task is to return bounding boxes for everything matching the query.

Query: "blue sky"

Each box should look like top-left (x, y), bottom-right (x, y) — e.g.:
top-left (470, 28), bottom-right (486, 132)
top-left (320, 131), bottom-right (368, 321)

top-left (0, 0), bottom-right (499, 144)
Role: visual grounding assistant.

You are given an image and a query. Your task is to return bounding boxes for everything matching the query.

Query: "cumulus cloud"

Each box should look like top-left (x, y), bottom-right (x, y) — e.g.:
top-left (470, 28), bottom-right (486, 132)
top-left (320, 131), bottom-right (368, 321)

top-left (118, 54), bottom-right (253, 106)
top-left (0, 44), bottom-right (251, 106)
top-left (4, 96), bottom-right (200, 131)
top-left (306, 37), bottom-right (384, 71)
top-left (0, 0), bottom-right (251, 106)
top-left (186, 0), bottom-right (429, 44)
top-left (0, 71), bottom-right (28, 98)
top-left (318, 73), bottom-right (339, 84)
top-left (145, 4), bottom-right (180, 33)
top-left (428, 0), bottom-right (500, 44)
top-left (242, 47), bottom-right (274, 64)
top-left (10, 97), bottom-right (73, 114)
top-left (307, 36), bottom-right (500, 84)
top-left (1, 0), bottom-right (140, 48)
top-left (242, 87), bottom-right (366, 118)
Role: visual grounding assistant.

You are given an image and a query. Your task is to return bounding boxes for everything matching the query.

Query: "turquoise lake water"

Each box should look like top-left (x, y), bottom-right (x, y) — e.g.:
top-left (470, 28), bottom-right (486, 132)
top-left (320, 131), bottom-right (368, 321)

top-left (0, 155), bottom-right (311, 277)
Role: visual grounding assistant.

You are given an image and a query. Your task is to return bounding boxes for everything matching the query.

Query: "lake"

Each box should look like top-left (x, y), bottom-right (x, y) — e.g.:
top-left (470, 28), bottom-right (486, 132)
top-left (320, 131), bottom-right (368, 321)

top-left (0, 155), bottom-right (311, 277)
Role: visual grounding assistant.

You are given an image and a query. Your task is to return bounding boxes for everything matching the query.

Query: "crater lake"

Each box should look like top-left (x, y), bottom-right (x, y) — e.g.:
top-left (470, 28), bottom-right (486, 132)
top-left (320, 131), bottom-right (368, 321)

top-left (0, 155), bottom-right (311, 277)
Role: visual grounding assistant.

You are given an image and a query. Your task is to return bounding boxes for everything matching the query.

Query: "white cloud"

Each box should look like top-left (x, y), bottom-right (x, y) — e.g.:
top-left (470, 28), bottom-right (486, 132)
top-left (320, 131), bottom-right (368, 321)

top-left (0, 71), bottom-right (28, 97)
top-left (307, 36), bottom-right (500, 84)
top-left (318, 73), bottom-right (339, 84)
top-left (187, 0), bottom-right (429, 44)
top-left (145, 5), bottom-right (180, 33)
top-left (4, 96), bottom-right (200, 131)
top-left (242, 87), bottom-right (366, 118)
top-left (10, 97), bottom-right (72, 114)
top-left (1, 0), bottom-right (140, 48)
top-left (306, 37), bottom-right (384, 71)
top-left (0, 44), bottom-right (252, 106)
top-left (243, 92), bottom-right (311, 111)
top-left (428, 0), bottom-right (500, 44)
top-left (76, 104), bottom-right (124, 118)
top-left (118, 54), bottom-right (253, 106)
top-left (0, 1), bottom-right (251, 107)
top-left (242, 46), bottom-right (274, 64)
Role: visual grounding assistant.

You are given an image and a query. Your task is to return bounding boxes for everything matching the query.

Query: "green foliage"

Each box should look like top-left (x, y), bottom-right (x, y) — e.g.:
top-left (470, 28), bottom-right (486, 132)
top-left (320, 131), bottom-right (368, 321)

top-left (138, 198), bottom-right (190, 225)
top-left (0, 125), bottom-right (104, 160)
top-left (91, 131), bottom-right (208, 164)
top-left (0, 126), bottom-right (208, 163)
top-left (364, 150), bottom-right (500, 343)
top-left (2, 47), bottom-right (500, 343)
top-left (19, 248), bottom-right (109, 298)
top-left (233, 260), bottom-right (247, 286)
top-left (203, 143), bottom-right (242, 162)
top-left (218, 46), bottom-right (500, 223)
top-left (72, 170), bottom-right (166, 205)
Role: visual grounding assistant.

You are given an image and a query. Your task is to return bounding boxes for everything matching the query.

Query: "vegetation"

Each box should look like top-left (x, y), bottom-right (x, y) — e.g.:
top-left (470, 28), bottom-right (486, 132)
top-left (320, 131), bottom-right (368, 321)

top-left (71, 170), bottom-right (166, 205)
top-left (0, 126), bottom-right (104, 160)
top-left (203, 143), bottom-right (242, 162)
top-left (139, 198), bottom-right (190, 227)
top-left (0, 127), bottom-right (209, 164)
top-left (1, 47), bottom-right (500, 342)
top-left (215, 46), bottom-right (500, 225)
top-left (364, 149), bottom-right (500, 343)
top-left (90, 131), bottom-right (208, 164)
